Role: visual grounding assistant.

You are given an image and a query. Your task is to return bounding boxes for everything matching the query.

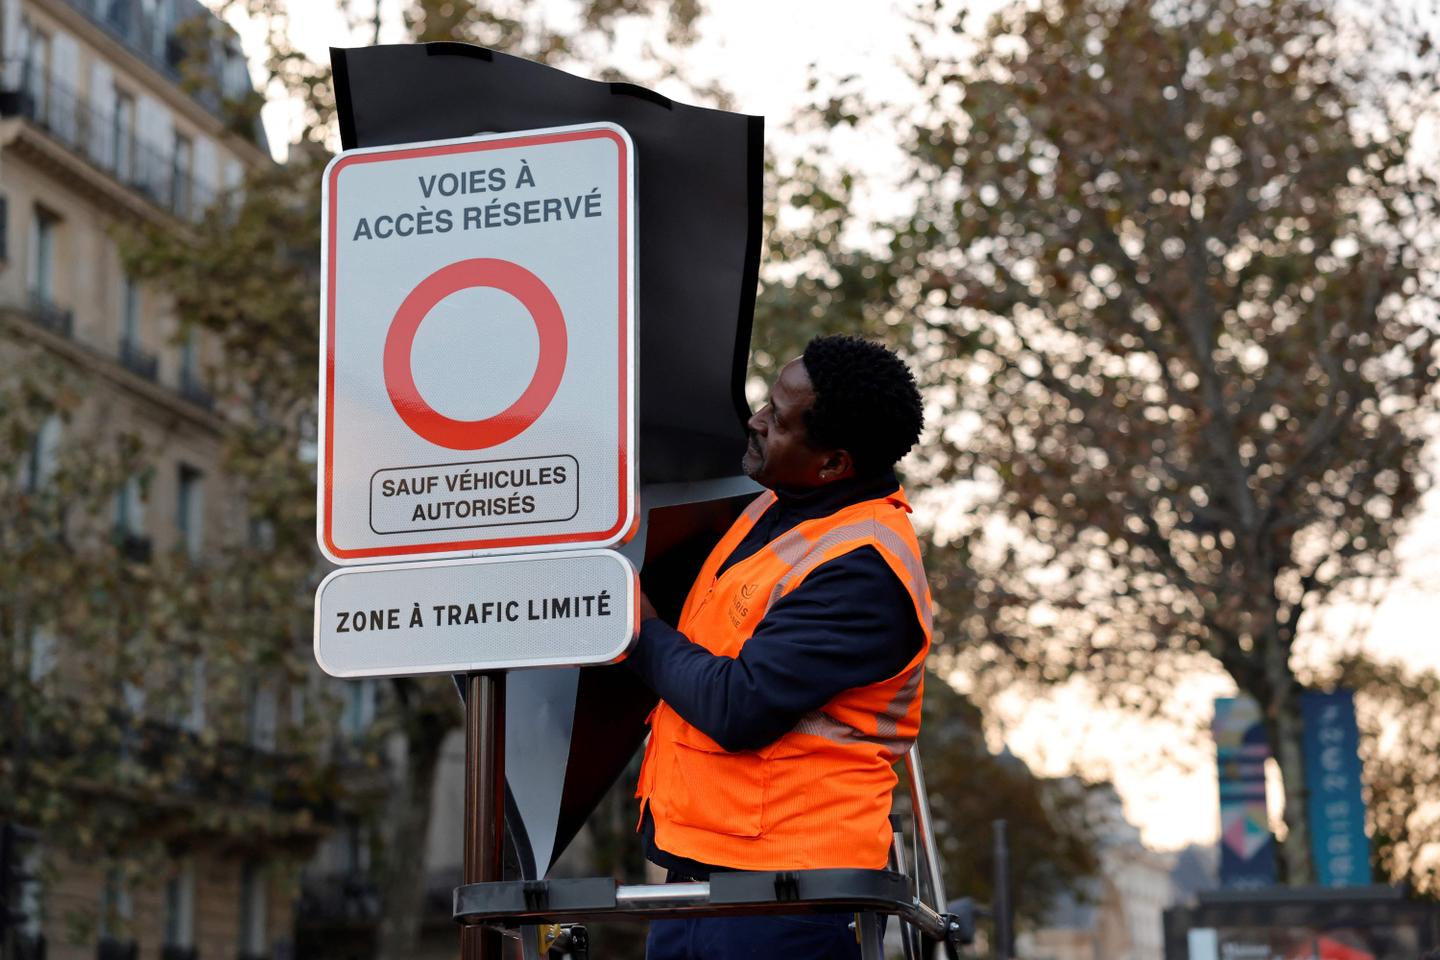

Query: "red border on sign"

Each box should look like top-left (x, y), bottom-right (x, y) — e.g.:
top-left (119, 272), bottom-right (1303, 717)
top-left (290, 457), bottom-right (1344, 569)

top-left (323, 128), bottom-right (631, 561)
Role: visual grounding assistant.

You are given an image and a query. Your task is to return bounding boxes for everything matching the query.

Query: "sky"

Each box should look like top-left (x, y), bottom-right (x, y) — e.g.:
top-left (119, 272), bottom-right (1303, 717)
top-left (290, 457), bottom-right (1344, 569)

top-left (228, 0), bottom-right (1440, 855)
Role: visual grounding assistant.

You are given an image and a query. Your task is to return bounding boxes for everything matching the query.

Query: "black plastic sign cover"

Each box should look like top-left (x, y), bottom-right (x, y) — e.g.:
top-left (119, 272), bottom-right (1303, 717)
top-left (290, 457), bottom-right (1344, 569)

top-left (331, 42), bottom-right (762, 484)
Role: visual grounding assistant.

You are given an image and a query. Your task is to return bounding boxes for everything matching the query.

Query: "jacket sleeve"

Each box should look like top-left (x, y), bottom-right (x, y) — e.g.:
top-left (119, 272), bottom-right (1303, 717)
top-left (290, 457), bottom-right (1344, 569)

top-left (624, 546), bottom-right (924, 752)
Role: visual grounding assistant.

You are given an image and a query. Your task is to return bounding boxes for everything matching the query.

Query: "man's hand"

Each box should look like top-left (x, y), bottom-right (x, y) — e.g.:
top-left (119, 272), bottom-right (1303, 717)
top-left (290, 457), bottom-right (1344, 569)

top-left (640, 590), bottom-right (659, 622)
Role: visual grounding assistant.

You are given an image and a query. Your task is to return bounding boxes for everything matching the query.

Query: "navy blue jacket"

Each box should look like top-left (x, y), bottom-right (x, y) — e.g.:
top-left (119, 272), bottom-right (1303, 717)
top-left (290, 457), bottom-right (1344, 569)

top-left (626, 470), bottom-right (925, 876)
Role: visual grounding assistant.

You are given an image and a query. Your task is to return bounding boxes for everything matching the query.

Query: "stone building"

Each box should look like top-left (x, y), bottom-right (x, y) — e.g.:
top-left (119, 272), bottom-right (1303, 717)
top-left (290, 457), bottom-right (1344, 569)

top-left (1019, 784), bottom-right (1176, 960)
top-left (0, 2), bottom-right (320, 959)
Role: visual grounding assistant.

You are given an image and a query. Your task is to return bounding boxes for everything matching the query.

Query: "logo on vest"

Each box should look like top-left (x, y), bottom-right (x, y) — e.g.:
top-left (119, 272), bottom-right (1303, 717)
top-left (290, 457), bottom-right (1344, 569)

top-left (729, 583), bottom-right (760, 627)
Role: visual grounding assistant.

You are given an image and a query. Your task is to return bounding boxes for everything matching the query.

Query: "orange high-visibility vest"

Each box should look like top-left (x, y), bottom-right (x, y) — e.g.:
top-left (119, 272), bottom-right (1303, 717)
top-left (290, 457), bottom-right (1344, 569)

top-left (636, 487), bottom-right (933, 870)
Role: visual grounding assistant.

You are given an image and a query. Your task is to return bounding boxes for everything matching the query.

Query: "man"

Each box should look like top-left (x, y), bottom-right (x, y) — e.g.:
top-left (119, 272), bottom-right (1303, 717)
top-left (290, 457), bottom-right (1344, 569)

top-left (626, 335), bottom-right (933, 959)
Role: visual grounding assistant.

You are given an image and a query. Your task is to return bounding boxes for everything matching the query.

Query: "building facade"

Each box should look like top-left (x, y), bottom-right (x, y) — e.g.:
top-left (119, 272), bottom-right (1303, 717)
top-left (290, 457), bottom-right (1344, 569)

top-left (1019, 784), bottom-right (1176, 960)
top-left (0, 3), bottom-right (321, 960)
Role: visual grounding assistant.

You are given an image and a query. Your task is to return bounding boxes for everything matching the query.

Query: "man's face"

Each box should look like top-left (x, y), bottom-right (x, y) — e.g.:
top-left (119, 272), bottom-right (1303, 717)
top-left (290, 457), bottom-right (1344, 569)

top-left (743, 358), bottom-right (847, 490)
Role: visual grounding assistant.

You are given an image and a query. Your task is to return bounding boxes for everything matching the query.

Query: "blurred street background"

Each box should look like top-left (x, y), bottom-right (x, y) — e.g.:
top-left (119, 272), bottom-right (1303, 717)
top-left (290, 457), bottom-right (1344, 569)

top-left (2, 1), bottom-right (1439, 958)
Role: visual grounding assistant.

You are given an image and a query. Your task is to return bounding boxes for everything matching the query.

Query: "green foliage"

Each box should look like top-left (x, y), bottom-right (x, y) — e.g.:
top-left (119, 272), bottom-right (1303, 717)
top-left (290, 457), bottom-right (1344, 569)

top-left (110, 4), bottom-right (724, 957)
top-left (1330, 657), bottom-right (1440, 895)
top-left (0, 345), bottom-right (342, 863)
top-left (768, 0), bottom-right (1440, 887)
top-left (916, 675), bottom-right (1098, 924)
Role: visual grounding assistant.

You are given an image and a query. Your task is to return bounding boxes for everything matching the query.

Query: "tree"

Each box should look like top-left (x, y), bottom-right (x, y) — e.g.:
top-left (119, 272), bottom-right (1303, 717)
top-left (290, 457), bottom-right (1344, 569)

top-left (0, 293), bottom-right (342, 944)
top-left (1332, 655), bottom-right (1440, 894)
top-left (767, 0), bottom-right (1440, 885)
top-left (127, 3), bottom-right (707, 956)
top-left (916, 676), bottom-right (1098, 925)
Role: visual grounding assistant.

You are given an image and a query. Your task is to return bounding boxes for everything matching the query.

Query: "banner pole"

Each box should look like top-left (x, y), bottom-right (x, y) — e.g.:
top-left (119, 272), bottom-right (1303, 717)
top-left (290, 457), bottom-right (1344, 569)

top-left (462, 672), bottom-right (507, 960)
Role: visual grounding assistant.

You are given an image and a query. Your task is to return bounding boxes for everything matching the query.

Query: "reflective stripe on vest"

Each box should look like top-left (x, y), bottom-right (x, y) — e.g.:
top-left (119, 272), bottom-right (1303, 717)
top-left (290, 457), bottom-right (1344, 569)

top-left (766, 519), bottom-right (934, 635)
top-left (791, 662), bottom-right (923, 755)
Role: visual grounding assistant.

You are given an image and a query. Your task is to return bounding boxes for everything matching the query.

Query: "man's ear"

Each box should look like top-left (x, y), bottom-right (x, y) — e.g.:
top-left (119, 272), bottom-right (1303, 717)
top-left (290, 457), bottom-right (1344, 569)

top-left (818, 448), bottom-right (855, 482)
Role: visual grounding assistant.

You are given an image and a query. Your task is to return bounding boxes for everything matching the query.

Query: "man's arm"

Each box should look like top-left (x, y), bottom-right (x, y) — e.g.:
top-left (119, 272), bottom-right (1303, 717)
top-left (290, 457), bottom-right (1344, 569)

top-left (625, 546), bottom-right (923, 752)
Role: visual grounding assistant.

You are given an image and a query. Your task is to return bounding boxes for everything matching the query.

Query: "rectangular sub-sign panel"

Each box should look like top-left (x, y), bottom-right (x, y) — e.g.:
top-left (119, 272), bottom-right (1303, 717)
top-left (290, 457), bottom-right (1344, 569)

top-left (320, 123), bottom-right (636, 563)
top-left (314, 550), bottom-right (638, 677)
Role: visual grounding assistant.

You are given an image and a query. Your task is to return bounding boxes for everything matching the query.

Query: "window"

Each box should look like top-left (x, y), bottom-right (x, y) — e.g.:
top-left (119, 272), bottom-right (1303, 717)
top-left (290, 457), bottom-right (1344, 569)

top-left (179, 328), bottom-right (200, 387)
top-left (141, 0), bottom-right (166, 60)
top-left (28, 628), bottom-right (57, 681)
top-left (183, 656), bottom-right (206, 734)
top-left (163, 859), bottom-right (196, 952)
top-left (100, 868), bottom-right (133, 942)
top-left (171, 134), bottom-right (193, 217)
top-left (341, 818), bottom-right (369, 873)
top-left (238, 862), bottom-right (268, 959)
top-left (247, 681), bottom-right (277, 751)
top-left (114, 473), bottom-right (147, 538)
top-left (113, 90), bottom-right (136, 181)
top-left (341, 680), bottom-right (376, 739)
top-left (120, 274), bottom-right (140, 348)
top-left (24, 413), bottom-right (62, 493)
top-left (248, 515), bottom-right (276, 551)
top-left (17, 836), bottom-right (42, 943)
top-left (28, 206), bottom-right (58, 304)
top-left (289, 681), bottom-right (306, 728)
top-left (177, 464), bottom-right (203, 559)
top-left (122, 675), bottom-right (145, 715)
top-left (22, 23), bottom-right (51, 125)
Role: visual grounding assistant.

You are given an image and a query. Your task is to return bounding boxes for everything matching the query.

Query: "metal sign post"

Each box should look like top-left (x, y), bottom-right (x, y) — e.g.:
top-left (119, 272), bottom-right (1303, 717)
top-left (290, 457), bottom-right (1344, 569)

top-left (462, 673), bottom-right (506, 960)
top-left (315, 119), bottom-right (639, 960)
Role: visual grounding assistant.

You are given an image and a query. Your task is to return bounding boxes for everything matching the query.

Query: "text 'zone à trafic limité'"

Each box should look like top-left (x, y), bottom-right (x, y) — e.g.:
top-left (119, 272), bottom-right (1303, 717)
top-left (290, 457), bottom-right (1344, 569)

top-left (334, 593), bottom-right (616, 634)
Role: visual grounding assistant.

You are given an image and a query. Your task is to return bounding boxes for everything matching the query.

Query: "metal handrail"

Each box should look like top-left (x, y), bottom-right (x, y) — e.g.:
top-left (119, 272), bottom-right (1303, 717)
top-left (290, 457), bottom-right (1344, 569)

top-left (905, 743), bottom-right (949, 911)
top-left (0, 67), bottom-right (216, 219)
top-left (58, 0), bottom-right (248, 120)
top-left (118, 337), bottom-right (159, 380)
top-left (26, 290), bottom-right (74, 337)
top-left (178, 368), bottom-right (214, 410)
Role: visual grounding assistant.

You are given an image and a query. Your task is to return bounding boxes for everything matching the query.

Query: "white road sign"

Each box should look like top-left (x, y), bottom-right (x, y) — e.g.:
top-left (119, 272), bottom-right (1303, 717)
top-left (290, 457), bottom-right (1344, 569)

top-left (314, 550), bottom-right (638, 677)
top-left (319, 123), bottom-right (637, 564)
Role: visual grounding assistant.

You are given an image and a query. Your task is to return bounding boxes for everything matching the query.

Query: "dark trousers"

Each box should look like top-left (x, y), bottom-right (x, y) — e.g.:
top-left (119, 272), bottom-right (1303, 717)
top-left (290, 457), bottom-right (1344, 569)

top-left (645, 913), bottom-right (863, 960)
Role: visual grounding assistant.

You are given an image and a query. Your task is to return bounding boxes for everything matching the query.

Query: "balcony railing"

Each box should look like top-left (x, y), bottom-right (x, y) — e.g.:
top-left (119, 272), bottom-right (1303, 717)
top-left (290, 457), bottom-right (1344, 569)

top-left (113, 530), bottom-right (153, 563)
top-left (59, 0), bottom-right (255, 123)
top-left (27, 291), bottom-right (74, 337)
top-left (178, 368), bottom-right (214, 411)
top-left (118, 338), bottom-right (159, 381)
top-left (14, 933), bottom-right (45, 960)
top-left (5, 689), bottom-right (335, 823)
top-left (296, 872), bottom-right (382, 923)
top-left (0, 70), bottom-right (216, 220)
top-left (96, 938), bottom-right (138, 960)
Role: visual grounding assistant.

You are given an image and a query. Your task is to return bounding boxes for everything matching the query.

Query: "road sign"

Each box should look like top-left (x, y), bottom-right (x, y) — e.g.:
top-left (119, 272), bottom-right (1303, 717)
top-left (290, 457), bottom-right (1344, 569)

top-left (314, 550), bottom-right (637, 677)
top-left (319, 123), bottom-right (637, 564)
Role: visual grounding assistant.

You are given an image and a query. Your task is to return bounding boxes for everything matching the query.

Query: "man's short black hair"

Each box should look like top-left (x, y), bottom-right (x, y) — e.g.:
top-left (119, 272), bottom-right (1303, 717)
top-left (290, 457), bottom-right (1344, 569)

top-left (800, 335), bottom-right (924, 477)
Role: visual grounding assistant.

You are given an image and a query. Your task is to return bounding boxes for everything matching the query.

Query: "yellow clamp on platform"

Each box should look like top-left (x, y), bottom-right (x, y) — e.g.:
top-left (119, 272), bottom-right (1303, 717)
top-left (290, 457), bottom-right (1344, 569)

top-left (538, 923), bottom-right (563, 953)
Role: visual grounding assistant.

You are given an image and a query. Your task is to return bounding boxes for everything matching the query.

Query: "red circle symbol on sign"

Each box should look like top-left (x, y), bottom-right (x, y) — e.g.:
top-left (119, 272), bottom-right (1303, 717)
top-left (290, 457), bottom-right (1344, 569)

top-left (383, 258), bottom-right (567, 451)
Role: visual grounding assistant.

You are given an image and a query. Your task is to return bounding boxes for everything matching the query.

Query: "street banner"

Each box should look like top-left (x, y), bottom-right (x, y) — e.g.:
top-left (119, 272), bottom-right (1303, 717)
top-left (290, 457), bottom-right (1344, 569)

top-left (1301, 689), bottom-right (1373, 887)
top-left (1213, 696), bottom-right (1277, 888)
